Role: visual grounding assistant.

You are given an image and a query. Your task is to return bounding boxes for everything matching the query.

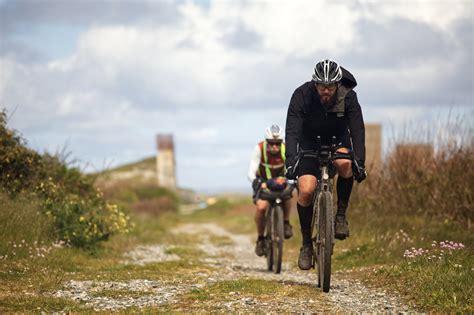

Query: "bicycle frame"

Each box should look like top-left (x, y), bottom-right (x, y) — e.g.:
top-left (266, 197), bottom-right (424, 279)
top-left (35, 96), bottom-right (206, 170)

top-left (296, 136), bottom-right (354, 292)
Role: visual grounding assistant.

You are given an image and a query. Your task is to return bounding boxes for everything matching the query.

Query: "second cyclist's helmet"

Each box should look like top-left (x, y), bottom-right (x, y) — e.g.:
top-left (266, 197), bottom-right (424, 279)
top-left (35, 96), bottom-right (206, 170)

top-left (312, 59), bottom-right (342, 85)
top-left (265, 124), bottom-right (283, 142)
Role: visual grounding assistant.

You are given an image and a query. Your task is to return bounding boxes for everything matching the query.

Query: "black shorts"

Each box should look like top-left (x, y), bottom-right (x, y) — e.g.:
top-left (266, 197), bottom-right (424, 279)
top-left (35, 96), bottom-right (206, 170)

top-left (297, 156), bottom-right (322, 178)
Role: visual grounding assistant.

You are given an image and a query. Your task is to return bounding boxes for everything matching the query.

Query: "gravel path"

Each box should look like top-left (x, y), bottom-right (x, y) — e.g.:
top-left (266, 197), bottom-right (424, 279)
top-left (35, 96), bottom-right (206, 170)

top-left (54, 222), bottom-right (414, 312)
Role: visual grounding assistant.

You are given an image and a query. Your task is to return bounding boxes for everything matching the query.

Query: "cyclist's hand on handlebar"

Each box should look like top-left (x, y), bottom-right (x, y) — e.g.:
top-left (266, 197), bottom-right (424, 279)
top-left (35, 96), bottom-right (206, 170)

top-left (286, 166), bottom-right (297, 180)
top-left (353, 160), bottom-right (367, 183)
top-left (252, 178), bottom-right (263, 191)
top-left (285, 156), bottom-right (297, 180)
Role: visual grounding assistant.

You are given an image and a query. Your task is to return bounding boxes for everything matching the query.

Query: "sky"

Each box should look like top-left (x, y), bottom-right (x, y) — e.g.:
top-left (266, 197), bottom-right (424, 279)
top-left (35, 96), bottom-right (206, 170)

top-left (1, 0), bottom-right (473, 192)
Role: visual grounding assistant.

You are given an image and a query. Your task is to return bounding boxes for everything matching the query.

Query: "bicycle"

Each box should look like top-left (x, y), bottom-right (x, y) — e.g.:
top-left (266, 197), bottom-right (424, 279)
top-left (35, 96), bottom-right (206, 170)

top-left (258, 179), bottom-right (295, 274)
top-left (295, 137), bottom-right (354, 292)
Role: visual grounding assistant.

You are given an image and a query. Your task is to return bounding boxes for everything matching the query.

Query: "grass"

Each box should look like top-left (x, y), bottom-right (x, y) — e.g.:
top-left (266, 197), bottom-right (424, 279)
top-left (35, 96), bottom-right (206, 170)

top-left (207, 235), bottom-right (235, 246)
top-left (103, 156), bottom-right (156, 173)
top-left (165, 246), bottom-right (206, 259)
top-left (0, 191), bottom-right (55, 259)
top-left (335, 215), bottom-right (473, 312)
top-left (97, 180), bottom-right (180, 215)
top-left (89, 289), bottom-right (155, 299)
top-left (1, 192), bottom-right (471, 312)
top-left (174, 278), bottom-right (331, 312)
top-left (185, 278), bottom-right (316, 299)
top-left (0, 296), bottom-right (80, 313)
top-left (0, 209), bottom-right (208, 312)
top-left (373, 250), bottom-right (473, 312)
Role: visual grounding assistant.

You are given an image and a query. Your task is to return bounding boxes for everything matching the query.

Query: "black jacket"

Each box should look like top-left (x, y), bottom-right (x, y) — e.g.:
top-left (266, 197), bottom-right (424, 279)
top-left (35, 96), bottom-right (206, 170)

top-left (285, 67), bottom-right (366, 163)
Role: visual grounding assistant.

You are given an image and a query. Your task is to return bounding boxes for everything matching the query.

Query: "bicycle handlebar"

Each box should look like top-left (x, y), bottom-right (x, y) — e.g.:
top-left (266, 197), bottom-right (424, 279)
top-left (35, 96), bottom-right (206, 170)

top-left (298, 149), bottom-right (354, 162)
top-left (259, 183), bottom-right (295, 201)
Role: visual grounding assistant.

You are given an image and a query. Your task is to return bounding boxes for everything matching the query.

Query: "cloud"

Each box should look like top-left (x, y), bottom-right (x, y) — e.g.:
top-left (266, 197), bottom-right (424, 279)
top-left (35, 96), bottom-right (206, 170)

top-left (0, 0), bottom-right (179, 32)
top-left (1, 0), bottom-right (472, 191)
top-left (357, 0), bottom-right (471, 31)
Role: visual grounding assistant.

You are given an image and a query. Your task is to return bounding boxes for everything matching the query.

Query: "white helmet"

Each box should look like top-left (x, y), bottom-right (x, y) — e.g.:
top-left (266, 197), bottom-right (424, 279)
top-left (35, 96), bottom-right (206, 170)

top-left (265, 124), bottom-right (283, 142)
top-left (312, 59), bottom-right (342, 85)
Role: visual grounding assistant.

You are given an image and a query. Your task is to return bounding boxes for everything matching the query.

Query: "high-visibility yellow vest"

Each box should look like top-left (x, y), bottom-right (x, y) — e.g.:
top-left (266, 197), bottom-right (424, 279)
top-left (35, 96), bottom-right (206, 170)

top-left (257, 141), bottom-right (286, 180)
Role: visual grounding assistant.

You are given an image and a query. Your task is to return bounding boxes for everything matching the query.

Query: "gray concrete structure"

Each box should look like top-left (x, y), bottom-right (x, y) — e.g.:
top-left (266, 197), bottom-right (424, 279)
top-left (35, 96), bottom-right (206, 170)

top-left (156, 134), bottom-right (176, 189)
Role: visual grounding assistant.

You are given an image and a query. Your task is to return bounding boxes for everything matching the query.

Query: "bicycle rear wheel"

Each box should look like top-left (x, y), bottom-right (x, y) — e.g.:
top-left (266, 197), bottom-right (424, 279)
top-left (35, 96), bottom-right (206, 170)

top-left (272, 205), bottom-right (284, 274)
top-left (318, 191), bottom-right (334, 292)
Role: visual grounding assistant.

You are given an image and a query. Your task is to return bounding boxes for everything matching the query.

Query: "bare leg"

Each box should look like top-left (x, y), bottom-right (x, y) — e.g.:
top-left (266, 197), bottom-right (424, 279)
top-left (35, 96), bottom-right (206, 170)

top-left (255, 199), bottom-right (269, 236)
top-left (297, 175), bottom-right (317, 207)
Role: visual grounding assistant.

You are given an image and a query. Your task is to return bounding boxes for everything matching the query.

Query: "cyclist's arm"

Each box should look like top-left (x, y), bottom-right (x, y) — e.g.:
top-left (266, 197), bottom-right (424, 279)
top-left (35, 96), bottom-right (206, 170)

top-left (285, 89), bottom-right (305, 161)
top-left (247, 144), bottom-right (261, 182)
top-left (345, 91), bottom-right (366, 163)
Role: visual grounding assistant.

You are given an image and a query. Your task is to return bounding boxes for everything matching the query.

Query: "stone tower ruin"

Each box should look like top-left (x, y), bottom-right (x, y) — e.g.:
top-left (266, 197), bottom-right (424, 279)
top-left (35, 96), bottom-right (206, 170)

top-left (156, 134), bottom-right (177, 189)
top-left (365, 123), bottom-right (382, 172)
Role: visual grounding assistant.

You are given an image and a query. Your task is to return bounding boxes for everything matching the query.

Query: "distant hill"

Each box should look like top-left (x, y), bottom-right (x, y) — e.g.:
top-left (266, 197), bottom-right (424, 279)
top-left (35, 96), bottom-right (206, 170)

top-left (95, 156), bottom-right (200, 205)
top-left (96, 156), bottom-right (157, 187)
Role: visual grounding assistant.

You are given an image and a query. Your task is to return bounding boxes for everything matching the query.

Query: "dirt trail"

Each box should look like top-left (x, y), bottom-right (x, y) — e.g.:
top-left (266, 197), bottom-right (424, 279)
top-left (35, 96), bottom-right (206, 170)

top-left (55, 222), bottom-right (414, 312)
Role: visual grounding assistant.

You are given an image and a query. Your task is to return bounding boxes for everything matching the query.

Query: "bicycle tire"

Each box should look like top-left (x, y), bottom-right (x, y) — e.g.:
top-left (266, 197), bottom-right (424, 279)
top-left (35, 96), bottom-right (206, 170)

top-left (318, 191), bottom-right (333, 292)
top-left (265, 207), bottom-right (274, 271)
top-left (311, 191), bottom-right (321, 287)
top-left (272, 205), bottom-right (284, 274)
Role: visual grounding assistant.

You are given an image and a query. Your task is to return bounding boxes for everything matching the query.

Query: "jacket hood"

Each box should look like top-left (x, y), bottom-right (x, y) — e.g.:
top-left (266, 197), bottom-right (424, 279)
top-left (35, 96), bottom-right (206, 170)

top-left (340, 67), bottom-right (357, 89)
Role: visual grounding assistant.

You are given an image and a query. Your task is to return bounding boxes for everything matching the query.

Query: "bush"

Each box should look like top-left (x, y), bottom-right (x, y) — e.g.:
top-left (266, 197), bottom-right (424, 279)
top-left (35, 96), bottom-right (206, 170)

top-left (0, 110), bottom-right (131, 248)
top-left (353, 122), bottom-right (473, 228)
top-left (97, 180), bottom-right (179, 215)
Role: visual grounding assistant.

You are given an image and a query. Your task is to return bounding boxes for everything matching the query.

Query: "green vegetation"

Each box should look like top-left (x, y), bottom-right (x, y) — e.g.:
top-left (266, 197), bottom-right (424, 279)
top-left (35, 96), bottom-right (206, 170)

top-left (376, 242), bottom-right (472, 312)
top-left (0, 110), bottom-right (131, 248)
top-left (97, 180), bottom-right (180, 215)
top-left (0, 192), bottom-right (55, 259)
top-left (102, 156), bottom-right (156, 173)
top-left (0, 209), bottom-right (205, 312)
top-left (332, 210), bottom-right (473, 312)
top-left (185, 278), bottom-right (321, 300)
top-left (329, 118), bottom-right (474, 312)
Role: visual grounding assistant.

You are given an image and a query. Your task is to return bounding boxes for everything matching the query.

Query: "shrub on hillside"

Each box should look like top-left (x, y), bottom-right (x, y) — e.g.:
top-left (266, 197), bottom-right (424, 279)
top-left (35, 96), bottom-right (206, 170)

top-left (0, 110), bottom-right (131, 247)
top-left (352, 122), bottom-right (473, 228)
top-left (97, 180), bottom-right (179, 215)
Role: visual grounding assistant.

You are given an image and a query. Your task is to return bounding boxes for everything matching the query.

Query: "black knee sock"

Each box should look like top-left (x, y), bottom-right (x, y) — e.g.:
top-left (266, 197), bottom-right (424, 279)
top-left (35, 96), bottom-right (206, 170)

top-left (337, 176), bottom-right (353, 216)
top-left (297, 203), bottom-right (313, 245)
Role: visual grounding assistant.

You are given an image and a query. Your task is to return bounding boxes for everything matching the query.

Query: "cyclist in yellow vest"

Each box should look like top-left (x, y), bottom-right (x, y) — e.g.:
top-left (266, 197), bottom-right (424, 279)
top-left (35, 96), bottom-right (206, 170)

top-left (248, 124), bottom-right (293, 256)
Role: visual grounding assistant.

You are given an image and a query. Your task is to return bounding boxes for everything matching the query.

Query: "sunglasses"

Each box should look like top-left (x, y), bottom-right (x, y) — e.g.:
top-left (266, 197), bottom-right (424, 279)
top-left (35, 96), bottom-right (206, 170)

top-left (267, 141), bottom-right (282, 146)
top-left (316, 83), bottom-right (338, 92)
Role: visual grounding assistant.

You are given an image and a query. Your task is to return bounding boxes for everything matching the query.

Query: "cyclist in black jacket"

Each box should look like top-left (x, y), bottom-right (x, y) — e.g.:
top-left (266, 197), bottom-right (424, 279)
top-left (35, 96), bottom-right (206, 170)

top-left (285, 59), bottom-right (367, 270)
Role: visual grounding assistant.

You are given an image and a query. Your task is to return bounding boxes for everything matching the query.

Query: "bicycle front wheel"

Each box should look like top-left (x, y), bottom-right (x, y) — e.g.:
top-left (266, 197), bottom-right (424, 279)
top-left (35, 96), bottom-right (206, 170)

top-left (272, 205), bottom-right (284, 274)
top-left (318, 191), bottom-right (334, 292)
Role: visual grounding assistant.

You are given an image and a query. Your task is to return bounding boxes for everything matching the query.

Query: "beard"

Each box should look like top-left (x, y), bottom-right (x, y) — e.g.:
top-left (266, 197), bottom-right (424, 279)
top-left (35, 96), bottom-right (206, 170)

top-left (320, 93), bottom-right (337, 107)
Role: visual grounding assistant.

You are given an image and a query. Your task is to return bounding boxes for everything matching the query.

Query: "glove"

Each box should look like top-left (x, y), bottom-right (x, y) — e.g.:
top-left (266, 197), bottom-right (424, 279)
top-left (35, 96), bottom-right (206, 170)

top-left (252, 178), bottom-right (263, 192)
top-left (352, 160), bottom-right (367, 183)
top-left (285, 156), bottom-right (298, 180)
